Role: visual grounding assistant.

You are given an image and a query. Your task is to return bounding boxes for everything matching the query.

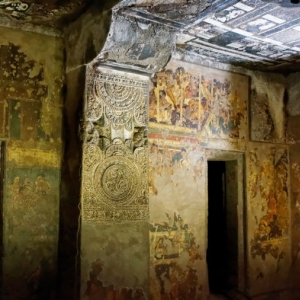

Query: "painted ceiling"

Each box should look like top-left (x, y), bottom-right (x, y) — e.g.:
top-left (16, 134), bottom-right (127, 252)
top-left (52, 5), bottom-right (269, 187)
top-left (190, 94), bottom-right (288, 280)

top-left (2, 0), bottom-right (300, 71)
top-left (120, 0), bottom-right (300, 71)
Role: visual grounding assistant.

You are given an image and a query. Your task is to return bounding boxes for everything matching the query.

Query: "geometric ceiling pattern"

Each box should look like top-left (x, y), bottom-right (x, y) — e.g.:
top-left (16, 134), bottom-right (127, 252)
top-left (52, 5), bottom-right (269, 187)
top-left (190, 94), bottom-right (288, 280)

top-left (122, 0), bottom-right (300, 71)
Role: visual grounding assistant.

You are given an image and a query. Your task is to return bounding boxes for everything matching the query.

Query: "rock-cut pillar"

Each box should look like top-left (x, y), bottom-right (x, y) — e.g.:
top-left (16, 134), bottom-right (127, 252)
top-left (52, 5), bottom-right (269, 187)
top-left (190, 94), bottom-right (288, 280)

top-left (80, 64), bottom-right (149, 299)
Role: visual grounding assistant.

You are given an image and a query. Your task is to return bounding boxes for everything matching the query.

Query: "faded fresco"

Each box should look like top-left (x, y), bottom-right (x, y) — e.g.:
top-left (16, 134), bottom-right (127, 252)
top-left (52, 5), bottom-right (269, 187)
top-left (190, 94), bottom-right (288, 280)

top-left (85, 259), bottom-right (147, 300)
top-left (250, 73), bottom-right (287, 143)
top-left (148, 59), bottom-right (293, 298)
top-left (150, 212), bottom-right (203, 300)
top-left (4, 168), bottom-right (59, 299)
top-left (148, 60), bottom-right (250, 299)
top-left (149, 61), bottom-right (248, 141)
top-left (80, 222), bottom-right (149, 300)
top-left (0, 27), bottom-right (63, 299)
top-left (149, 143), bottom-right (205, 196)
top-left (149, 142), bottom-right (206, 299)
top-left (247, 143), bottom-right (290, 294)
top-left (290, 144), bottom-right (300, 285)
top-left (249, 145), bottom-right (289, 259)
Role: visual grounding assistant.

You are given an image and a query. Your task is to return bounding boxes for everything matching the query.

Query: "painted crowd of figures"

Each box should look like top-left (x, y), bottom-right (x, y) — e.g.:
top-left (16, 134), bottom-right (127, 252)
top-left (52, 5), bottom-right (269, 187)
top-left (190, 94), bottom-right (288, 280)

top-left (150, 68), bottom-right (247, 139)
top-left (9, 175), bottom-right (51, 208)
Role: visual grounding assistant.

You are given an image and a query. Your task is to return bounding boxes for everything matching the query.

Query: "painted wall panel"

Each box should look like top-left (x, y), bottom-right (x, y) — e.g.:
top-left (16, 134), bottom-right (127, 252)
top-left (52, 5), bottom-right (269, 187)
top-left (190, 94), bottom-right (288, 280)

top-left (149, 58), bottom-right (292, 299)
top-left (149, 59), bottom-right (249, 299)
top-left (247, 143), bottom-right (290, 296)
top-left (0, 26), bottom-right (64, 299)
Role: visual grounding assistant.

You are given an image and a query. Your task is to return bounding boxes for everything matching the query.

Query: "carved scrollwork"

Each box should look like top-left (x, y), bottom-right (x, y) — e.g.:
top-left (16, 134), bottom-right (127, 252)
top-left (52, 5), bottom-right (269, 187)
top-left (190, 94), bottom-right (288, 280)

top-left (96, 81), bottom-right (144, 112)
top-left (105, 140), bottom-right (133, 158)
top-left (94, 72), bottom-right (148, 126)
top-left (82, 144), bottom-right (102, 195)
top-left (83, 209), bottom-right (148, 222)
top-left (105, 106), bottom-right (133, 125)
top-left (134, 102), bottom-right (148, 126)
top-left (134, 147), bottom-right (148, 172)
top-left (83, 144), bottom-right (102, 171)
top-left (85, 71), bottom-right (103, 122)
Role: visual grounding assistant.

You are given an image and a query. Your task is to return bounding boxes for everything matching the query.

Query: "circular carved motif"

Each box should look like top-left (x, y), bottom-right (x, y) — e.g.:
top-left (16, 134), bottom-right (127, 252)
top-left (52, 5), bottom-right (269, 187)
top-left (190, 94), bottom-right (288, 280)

top-left (94, 156), bottom-right (139, 205)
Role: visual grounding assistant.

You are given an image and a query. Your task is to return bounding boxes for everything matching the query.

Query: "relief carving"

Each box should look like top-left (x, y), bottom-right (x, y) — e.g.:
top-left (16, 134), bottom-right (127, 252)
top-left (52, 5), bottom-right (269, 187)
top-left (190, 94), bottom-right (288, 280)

top-left (82, 67), bottom-right (149, 223)
top-left (94, 154), bottom-right (139, 204)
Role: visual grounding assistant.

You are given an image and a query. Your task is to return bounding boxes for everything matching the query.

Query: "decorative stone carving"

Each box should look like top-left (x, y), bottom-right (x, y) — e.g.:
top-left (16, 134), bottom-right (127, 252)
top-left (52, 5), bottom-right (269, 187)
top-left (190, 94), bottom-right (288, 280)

top-left (94, 154), bottom-right (139, 204)
top-left (81, 67), bottom-right (149, 223)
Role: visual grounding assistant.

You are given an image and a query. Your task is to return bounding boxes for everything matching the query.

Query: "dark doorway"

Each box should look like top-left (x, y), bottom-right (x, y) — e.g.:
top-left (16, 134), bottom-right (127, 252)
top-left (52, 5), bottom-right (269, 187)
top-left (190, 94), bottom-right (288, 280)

top-left (207, 160), bottom-right (238, 294)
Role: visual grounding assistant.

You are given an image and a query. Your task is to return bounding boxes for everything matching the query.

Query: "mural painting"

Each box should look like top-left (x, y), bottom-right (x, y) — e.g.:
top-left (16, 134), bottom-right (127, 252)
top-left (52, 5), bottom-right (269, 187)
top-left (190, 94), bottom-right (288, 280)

top-left (4, 168), bottom-right (59, 299)
top-left (85, 259), bottom-right (146, 300)
top-left (291, 161), bottom-right (300, 230)
top-left (149, 142), bottom-right (205, 197)
top-left (250, 74), bottom-right (286, 143)
top-left (150, 212), bottom-right (202, 300)
top-left (249, 145), bottom-right (289, 262)
top-left (290, 145), bottom-right (300, 270)
top-left (149, 142), bottom-right (206, 299)
top-left (149, 62), bottom-right (248, 141)
top-left (215, 6), bottom-right (247, 23)
top-left (0, 32), bottom-right (64, 299)
top-left (148, 61), bottom-right (250, 298)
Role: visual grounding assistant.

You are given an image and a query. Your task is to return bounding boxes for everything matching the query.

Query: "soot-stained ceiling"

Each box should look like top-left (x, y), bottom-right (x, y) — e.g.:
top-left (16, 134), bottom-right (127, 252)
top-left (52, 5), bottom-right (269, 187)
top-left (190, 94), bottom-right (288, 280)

top-left (117, 0), bottom-right (300, 72)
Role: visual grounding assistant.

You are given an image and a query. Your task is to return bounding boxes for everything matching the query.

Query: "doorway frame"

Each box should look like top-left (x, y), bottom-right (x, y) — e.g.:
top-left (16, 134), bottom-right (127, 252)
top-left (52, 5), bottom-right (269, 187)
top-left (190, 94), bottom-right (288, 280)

top-left (206, 149), bottom-right (246, 294)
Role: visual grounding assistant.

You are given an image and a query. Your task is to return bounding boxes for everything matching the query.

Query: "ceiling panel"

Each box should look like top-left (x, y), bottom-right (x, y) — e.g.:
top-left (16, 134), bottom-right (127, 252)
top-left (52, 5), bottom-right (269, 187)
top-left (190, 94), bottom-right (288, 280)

top-left (121, 0), bottom-right (300, 71)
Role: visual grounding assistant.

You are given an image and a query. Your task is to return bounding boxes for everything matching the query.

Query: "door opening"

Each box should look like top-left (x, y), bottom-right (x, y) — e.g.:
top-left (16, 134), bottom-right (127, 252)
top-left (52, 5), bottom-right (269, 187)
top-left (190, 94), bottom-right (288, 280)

top-left (207, 160), bottom-right (238, 294)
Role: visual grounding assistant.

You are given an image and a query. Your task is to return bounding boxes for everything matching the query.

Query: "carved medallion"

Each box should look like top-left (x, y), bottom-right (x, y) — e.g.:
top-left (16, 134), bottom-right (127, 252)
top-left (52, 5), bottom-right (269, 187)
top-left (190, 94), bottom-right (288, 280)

top-left (94, 156), bottom-right (139, 205)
